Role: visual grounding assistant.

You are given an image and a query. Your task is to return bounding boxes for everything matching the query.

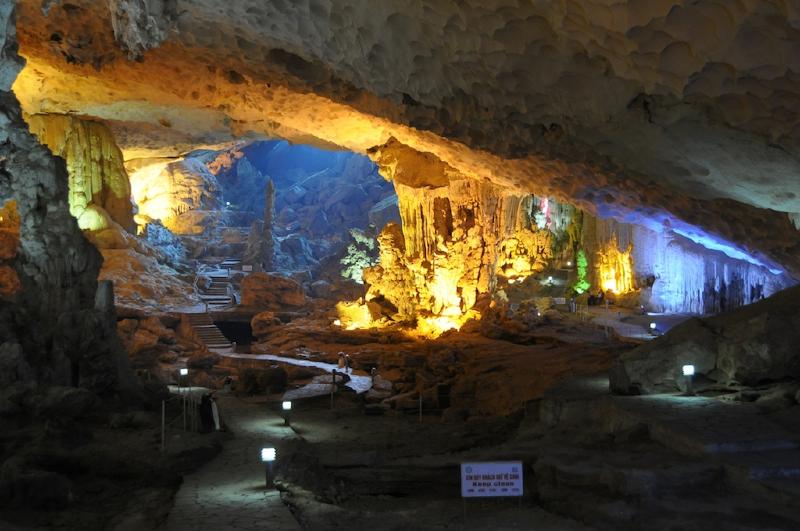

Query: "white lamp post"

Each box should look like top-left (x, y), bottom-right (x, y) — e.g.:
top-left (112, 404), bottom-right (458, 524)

top-left (682, 364), bottom-right (695, 396)
top-left (282, 400), bottom-right (292, 426)
top-left (261, 447), bottom-right (276, 488)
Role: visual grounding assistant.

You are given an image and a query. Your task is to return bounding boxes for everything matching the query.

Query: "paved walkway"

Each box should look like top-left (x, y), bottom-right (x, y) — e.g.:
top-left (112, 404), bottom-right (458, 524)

top-left (587, 306), bottom-right (693, 341)
top-left (222, 352), bottom-right (373, 393)
top-left (164, 395), bottom-right (302, 531)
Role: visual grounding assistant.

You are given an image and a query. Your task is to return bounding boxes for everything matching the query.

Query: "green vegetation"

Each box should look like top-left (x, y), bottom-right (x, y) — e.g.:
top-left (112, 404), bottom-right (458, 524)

top-left (340, 228), bottom-right (378, 284)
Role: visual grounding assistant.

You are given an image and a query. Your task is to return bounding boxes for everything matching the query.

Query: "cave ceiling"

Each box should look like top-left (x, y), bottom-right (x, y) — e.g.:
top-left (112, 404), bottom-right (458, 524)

top-left (12, 0), bottom-right (800, 277)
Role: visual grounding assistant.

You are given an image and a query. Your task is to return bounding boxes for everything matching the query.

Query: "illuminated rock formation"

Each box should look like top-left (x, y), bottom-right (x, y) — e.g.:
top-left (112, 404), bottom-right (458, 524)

top-left (356, 141), bottom-right (565, 334)
top-left (26, 114), bottom-right (135, 232)
top-left (128, 157), bottom-right (221, 234)
top-left (595, 235), bottom-right (636, 296)
top-left (582, 215), bottom-right (790, 313)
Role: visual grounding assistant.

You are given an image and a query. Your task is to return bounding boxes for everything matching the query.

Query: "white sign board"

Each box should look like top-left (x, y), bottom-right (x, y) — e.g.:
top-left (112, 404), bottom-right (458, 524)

top-left (553, 297), bottom-right (566, 305)
top-left (242, 265), bottom-right (253, 272)
top-left (461, 461), bottom-right (523, 498)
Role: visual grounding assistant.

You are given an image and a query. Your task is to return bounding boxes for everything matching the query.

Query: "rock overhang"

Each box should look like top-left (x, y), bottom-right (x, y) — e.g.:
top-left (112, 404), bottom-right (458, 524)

top-left (11, 0), bottom-right (800, 278)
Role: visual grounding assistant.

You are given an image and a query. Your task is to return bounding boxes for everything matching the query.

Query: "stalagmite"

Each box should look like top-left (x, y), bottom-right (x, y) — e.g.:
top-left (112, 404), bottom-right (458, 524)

top-left (263, 178), bottom-right (275, 271)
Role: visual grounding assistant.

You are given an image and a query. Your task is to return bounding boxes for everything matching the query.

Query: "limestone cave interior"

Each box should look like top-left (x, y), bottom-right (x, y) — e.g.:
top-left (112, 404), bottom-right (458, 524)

top-left (1, 1), bottom-right (800, 530)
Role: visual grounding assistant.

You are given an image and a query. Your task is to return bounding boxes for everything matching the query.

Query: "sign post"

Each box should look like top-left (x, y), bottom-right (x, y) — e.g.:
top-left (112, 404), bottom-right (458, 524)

top-left (460, 461), bottom-right (523, 520)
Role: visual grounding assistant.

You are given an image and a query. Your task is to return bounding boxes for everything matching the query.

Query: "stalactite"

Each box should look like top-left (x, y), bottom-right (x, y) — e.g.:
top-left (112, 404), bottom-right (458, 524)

top-left (25, 114), bottom-right (135, 232)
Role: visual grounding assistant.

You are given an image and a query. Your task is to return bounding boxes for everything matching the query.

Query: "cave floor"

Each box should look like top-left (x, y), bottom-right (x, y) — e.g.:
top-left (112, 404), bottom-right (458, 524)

top-left (160, 374), bottom-right (800, 531)
top-left (162, 394), bottom-right (300, 531)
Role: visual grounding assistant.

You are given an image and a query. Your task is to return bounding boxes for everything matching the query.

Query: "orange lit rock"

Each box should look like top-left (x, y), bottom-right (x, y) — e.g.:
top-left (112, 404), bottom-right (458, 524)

top-left (251, 311), bottom-right (283, 338)
top-left (0, 230), bottom-right (17, 261)
top-left (241, 272), bottom-right (305, 309)
top-left (596, 235), bottom-right (636, 295)
top-left (0, 265), bottom-right (21, 300)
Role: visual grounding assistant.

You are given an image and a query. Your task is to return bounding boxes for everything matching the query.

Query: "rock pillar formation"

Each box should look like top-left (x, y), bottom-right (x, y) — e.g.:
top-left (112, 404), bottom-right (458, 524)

top-left (263, 178), bottom-right (275, 271)
top-left (360, 139), bottom-right (555, 333)
top-left (243, 178), bottom-right (276, 271)
top-left (25, 114), bottom-right (136, 233)
top-left (0, 3), bottom-right (132, 393)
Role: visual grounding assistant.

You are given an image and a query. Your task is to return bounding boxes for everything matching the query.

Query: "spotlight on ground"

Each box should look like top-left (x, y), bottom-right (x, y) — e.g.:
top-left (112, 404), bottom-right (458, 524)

top-left (682, 364), bottom-right (695, 376)
top-left (282, 401), bottom-right (292, 411)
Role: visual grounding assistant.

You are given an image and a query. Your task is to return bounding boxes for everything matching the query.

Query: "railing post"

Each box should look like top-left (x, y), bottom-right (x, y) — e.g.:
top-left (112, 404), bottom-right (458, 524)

top-left (161, 400), bottom-right (165, 453)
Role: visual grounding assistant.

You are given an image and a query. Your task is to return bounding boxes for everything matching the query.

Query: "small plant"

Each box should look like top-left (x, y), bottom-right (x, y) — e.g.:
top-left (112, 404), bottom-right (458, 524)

top-left (340, 228), bottom-right (378, 284)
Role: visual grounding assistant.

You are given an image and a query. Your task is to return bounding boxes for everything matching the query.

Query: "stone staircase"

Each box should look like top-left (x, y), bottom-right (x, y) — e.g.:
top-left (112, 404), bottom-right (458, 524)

top-left (197, 258), bottom-right (243, 310)
top-left (184, 313), bottom-right (233, 352)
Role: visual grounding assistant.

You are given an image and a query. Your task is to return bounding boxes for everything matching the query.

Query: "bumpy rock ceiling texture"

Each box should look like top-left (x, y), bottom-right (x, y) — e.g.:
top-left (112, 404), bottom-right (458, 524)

top-left (14, 0), bottom-right (800, 277)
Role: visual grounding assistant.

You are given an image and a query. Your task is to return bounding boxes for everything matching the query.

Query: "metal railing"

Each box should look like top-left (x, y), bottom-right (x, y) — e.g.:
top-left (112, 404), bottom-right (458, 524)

top-left (161, 388), bottom-right (201, 453)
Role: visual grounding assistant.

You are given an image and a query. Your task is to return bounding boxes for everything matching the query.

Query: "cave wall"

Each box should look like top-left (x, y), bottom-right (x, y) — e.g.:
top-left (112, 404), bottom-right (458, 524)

top-left (581, 215), bottom-right (791, 314)
top-left (0, 3), bottom-right (131, 393)
top-left (26, 113), bottom-right (136, 233)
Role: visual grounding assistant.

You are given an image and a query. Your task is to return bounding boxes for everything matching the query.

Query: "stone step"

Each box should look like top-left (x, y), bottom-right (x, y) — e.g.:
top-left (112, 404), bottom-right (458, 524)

top-left (199, 296), bottom-right (232, 303)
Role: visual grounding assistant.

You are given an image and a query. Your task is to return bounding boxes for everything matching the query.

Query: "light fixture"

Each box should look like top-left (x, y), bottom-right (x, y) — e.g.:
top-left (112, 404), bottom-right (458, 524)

top-left (566, 261), bottom-right (572, 267)
top-left (547, 276), bottom-right (553, 282)
top-left (682, 364), bottom-right (695, 396)
top-left (282, 401), bottom-right (292, 411)
top-left (333, 319), bottom-right (341, 327)
top-left (261, 447), bottom-right (277, 489)
top-left (180, 368), bottom-right (188, 376)
top-left (226, 201), bottom-right (231, 206)
top-left (508, 278), bottom-right (516, 284)
top-left (649, 322), bottom-right (657, 330)
top-left (261, 447), bottom-right (276, 462)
